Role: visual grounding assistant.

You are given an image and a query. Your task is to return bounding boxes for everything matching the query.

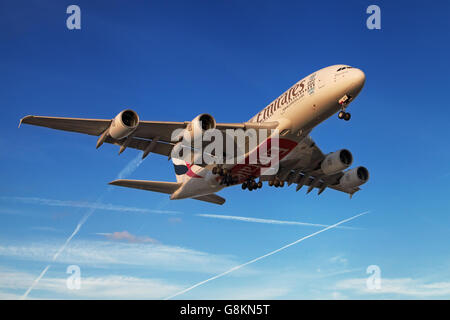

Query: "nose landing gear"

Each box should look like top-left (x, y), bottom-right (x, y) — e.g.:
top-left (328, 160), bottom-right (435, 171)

top-left (338, 94), bottom-right (352, 121)
top-left (338, 110), bottom-right (351, 121)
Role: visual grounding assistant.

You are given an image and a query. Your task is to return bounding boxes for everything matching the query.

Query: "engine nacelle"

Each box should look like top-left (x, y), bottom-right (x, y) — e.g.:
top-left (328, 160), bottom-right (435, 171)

top-left (182, 113), bottom-right (216, 142)
top-left (321, 149), bottom-right (353, 175)
top-left (339, 166), bottom-right (369, 188)
top-left (109, 109), bottom-right (140, 140)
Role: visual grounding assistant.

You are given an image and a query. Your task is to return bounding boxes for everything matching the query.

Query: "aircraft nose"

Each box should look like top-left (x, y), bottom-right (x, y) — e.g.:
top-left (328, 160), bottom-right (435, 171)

top-left (352, 68), bottom-right (366, 89)
top-left (348, 68), bottom-right (366, 95)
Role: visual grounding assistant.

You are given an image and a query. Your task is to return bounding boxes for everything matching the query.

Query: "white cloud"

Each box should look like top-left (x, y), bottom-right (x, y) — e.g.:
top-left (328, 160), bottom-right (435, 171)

top-left (0, 268), bottom-right (182, 299)
top-left (30, 226), bottom-right (62, 233)
top-left (205, 285), bottom-right (291, 300)
top-left (335, 277), bottom-right (450, 298)
top-left (96, 231), bottom-right (158, 244)
top-left (168, 217), bottom-right (182, 224)
top-left (0, 240), bottom-right (239, 274)
top-left (329, 255), bottom-right (348, 265)
top-left (331, 291), bottom-right (348, 300)
top-left (0, 196), bottom-right (180, 215)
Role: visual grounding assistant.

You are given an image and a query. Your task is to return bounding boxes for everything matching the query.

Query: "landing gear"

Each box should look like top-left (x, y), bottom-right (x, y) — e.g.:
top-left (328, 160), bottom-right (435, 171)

top-left (268, 178), bottom-right (284, 188)
top-left (241, 178), bottom-right (262, 191)
top-left (212, 166), bottom-right (228, 176)
top-left (212, 166), bottom-right (235, 186)
top-left (338, 94), bottom-right (352, 121)
top-left (338, 110), bottom-right (351, 121)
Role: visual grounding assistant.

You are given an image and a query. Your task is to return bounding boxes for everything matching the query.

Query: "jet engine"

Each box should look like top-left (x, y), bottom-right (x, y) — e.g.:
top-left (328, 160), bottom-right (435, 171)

top-left (338, 166), bottom-right (369, 188)
top-left (108, 109), bottom-right (140, 140)
top-left (321, 149), bottom-right (353, 175)
top-left (182, 113), bottom-right (216, 142)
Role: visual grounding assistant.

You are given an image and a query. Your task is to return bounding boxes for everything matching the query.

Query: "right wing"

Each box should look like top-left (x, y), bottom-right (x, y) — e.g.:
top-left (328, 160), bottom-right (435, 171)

top-left (260, 135), bottom-right (364, 197)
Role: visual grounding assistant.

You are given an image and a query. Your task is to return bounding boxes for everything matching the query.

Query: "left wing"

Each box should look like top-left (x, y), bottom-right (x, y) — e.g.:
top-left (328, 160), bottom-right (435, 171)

top-left (19, 114), bottom-right (278, 159)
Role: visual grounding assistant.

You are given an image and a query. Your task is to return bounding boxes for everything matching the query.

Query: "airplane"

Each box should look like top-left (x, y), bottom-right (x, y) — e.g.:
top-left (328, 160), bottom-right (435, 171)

top-left (19, 64), bottom-right (369, 205)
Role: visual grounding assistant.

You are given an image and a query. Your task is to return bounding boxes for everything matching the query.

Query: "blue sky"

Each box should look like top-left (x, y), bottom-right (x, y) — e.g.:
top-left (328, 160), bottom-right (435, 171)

top-left (1, 0), bottom-right (450, 299)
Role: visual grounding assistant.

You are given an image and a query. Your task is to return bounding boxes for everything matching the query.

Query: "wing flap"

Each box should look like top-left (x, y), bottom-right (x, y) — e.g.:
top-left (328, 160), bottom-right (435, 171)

top-left (105, 136), bottom-right (174, 157)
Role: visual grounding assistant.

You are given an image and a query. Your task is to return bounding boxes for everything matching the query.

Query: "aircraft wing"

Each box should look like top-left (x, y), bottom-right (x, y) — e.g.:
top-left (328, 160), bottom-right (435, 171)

top-left (260, 135), bottom-right (362, 197)
top-left (19, 115), bottom-right (278, 158)
top-left (19, 115), bottom-right (189, 142)
top-left (19, 116), bottom-right (112, 136)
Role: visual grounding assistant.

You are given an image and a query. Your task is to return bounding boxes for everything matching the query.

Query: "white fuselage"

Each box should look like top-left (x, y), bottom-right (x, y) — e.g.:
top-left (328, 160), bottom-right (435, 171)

top-left (172, 65), bottom-right (366, 199)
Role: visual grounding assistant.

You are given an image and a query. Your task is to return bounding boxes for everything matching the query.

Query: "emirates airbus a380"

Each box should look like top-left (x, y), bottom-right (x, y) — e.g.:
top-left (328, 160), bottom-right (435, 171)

top-left (20, 64), bottom-right (369, 205)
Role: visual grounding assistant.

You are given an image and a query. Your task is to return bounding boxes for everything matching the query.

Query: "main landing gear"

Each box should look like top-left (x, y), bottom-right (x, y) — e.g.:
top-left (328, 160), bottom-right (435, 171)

top-left (212, 166), bottom-right (235, 186)
top-left (268, 178), bottom-right (284, 188)
top-left (241, 178), bottom-right (262, 191)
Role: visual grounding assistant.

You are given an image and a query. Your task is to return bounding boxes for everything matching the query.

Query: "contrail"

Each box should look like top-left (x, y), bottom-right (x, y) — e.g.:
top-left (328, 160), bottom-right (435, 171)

top-left (165, 211), bottom-right (369, 300)
top-left (2, 196), bottom-right (180, 215)
top-left (21, 265), bottom-right (50, 299)
top-left (115, 155), bottom-right (144, 180)
top-left (20, 153), bottom-right (145, 300)
top-left (196, 214), bottom-right (358, 230)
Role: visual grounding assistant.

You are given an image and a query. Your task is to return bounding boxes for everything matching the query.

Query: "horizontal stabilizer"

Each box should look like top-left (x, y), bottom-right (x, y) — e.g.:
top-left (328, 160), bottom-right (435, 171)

top-left (109, 179), bottom-right (181, 194)
top-left (192, 194), bottom-right (226, 205)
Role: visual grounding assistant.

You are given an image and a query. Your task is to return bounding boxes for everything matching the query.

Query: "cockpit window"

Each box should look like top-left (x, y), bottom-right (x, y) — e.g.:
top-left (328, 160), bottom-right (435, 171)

top-left (337, 66), bottom-right (353, 72)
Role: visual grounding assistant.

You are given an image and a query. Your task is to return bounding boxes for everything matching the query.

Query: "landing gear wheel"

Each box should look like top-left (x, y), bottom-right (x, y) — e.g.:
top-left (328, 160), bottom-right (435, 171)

top-left (338, 111), bottom-right (345, 119)
top-left (268, 180), bottom-right (274, 187)
top-left (279, 181), bottom-right (285, 187)
top-left (242, 182), bottom-right (247, 190)
top-left (344, 112), bottom-right (351, 121)
top-left (257, 181), bottom-right (263, 189)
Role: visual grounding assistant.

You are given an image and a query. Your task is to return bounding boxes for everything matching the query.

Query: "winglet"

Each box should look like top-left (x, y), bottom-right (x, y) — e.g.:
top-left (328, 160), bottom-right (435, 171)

top-left (18, 115), bottom-right (33, 128)
top-left (18, 116), bottom-right (26, 128)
